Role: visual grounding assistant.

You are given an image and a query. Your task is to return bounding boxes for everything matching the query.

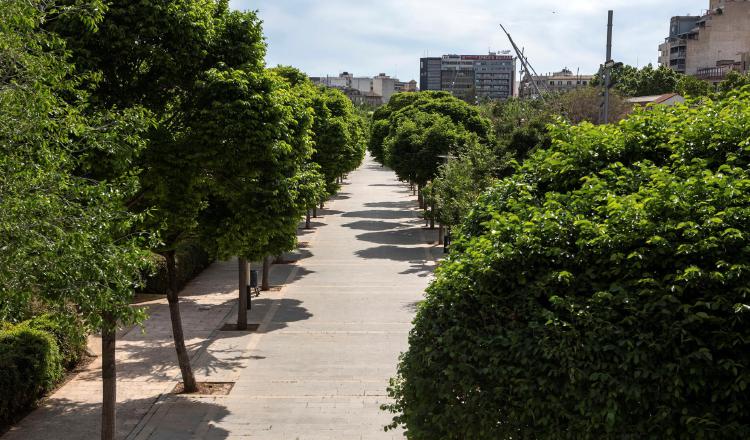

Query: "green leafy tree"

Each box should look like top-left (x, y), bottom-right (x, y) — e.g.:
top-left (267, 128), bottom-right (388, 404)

top-left (0, 2), bottom-right (153, 437)
top-left (369, 93), bottom-right (423, 164)
top-left (424, 138), bottom-right (501, 228)
top-left (190, 67), bottom-right (314, 328)
top-left (676, 74), bottom-right (713, 97)
top-left (593, 64), bottom-right (681, 97)
top-left (311, 87), bottom-right (367, 194)
top-left (387, 91), bottom-right (750, 439)
top-left (718, 70), bottom-right (750, 96)
top-left (50, 0), bottom-right (268, 396)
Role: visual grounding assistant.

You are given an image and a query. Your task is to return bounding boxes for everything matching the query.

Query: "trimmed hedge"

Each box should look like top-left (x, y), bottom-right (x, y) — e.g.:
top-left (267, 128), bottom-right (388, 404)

top-left (387, 93), bottom-right (750, 438)
top-left (28, 314), bottom-right (87, 369)
top-left (0, 324), bottom-right (63, 427)
top-left (141, 240), bottom-right (213, 295)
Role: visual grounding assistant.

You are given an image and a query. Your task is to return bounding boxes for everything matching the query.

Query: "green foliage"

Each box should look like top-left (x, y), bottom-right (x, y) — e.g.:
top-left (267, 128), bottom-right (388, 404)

top-left (141, 240), bottom-right (213, 295)
top-left (425, 139), bottom-right (503, 227)
top-left (0, 0), bottom-right (153, 330)
top-left (381, 92), bottom-right (493, 187)
top-left (676, 74), bottom-right (713, 98)
top-left (718, 71), bottom-right (750, 97)
top-left (0, 324), bottom-right (64, 427)
top-left (192, 67), bottom-right (314, 260)
top-left (311, 87), bottom-right (367, 193)
top-left (27, 314), bottom-right (87, 370)
top-left (369, 92), bottom-right (423, 164)
top-left (388, 91), bottom-right (750, 439)
top-left (593, 64), bottom-right (681, 97)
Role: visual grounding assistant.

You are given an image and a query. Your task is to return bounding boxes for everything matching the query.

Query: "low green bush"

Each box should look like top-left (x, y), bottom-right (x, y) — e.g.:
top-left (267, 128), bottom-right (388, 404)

top-left (0, 324), bottom-right (63, 427)
top-left (387, 92), bottom-right (750, 439)
top-left (141, 240), bottom-right (213, 295)
top-left (28, 314), bottom-right (87, 370)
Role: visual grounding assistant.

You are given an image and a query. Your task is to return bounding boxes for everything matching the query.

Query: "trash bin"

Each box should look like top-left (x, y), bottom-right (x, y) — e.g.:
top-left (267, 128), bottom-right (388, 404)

top-left (249, 270), bottom-right (258, 289)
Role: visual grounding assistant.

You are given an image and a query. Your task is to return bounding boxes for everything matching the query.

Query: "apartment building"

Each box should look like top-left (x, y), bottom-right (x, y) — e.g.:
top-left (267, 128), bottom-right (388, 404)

top-left (310, 72), bottom-right (414, 105)
top-left (519, 68), bottom-right (595, 98)
top-left (659, 0), bottom-right (750, 82)
top-left (420, 53), bottom-right (516, 102)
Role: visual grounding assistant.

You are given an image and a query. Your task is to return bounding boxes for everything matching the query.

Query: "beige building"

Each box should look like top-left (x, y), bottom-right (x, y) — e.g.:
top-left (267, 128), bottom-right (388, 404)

top-left (519, 68), bottom-right (594, 99)
top-left (659, 0), bottom-right (750, 83)
top-left (310, 72), bottom-right (416, 106)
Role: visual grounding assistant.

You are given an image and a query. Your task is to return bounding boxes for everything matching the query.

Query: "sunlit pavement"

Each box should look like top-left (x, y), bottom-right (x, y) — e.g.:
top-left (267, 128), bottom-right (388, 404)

top-left (3, 155), bottom-right (440, 440)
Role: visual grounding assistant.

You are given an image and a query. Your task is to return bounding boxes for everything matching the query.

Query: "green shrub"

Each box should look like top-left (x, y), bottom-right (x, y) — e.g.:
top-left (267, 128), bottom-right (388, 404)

top-left (0, 324), bottom-right (63, 426)
top-left (28, 314), bottom-right (87, 370)
top-left (387, 92), bottom-right (750, 439)
top-left (141, 240), bottom-right (213, 294)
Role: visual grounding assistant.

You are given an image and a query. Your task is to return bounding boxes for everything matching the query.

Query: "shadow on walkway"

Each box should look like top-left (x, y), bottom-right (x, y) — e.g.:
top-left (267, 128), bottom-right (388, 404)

top-left (3, 397), bottom-right (231, 440)
top-left (355, 245), bottom-right (429, 262)
top-left (342, 209), bottom-right (416, 220)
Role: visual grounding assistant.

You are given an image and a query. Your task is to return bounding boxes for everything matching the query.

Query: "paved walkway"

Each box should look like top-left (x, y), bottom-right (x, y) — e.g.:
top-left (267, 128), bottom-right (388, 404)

top-left (3, 156), bottom-right (439, 439)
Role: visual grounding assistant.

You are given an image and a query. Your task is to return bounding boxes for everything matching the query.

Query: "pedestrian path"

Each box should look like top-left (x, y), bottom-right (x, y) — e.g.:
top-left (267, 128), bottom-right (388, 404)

top-left (2, 155), bottom-right (439, 440)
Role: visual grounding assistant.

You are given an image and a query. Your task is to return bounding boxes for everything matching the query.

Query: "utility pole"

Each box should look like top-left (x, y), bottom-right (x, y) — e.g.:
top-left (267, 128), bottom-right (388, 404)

top-left (603, 10), bottom-right (614, 124)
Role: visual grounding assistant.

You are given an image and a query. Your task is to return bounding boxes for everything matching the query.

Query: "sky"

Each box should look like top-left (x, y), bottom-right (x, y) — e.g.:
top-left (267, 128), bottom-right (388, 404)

top-left (228, 0), bottom-right (708, 82)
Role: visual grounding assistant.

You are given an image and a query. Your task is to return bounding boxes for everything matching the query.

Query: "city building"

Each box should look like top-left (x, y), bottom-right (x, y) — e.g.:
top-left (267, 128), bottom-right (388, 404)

top-left (659, 0), bottom-right (750, 83)
top-left (419, 53), bottom-right (516, 102)
top-left (310, 72), bottom-right (415, 106)
top-left (519, 68), bottom-right (595, 99)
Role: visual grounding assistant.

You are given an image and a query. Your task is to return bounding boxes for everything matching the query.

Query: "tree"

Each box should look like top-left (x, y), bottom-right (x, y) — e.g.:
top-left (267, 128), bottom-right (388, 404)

top-left (368, 92), bottom-right (423, 164)
top-left (310, 87), bottom-right (367, 194)
top-left (50, 0), bottom-right (268, 397)
top-left (386, 93), bottom-right (750, 439)
top-left (718, 71), bottom-right (750, 96)
top-left (555, 87), bottom-right (631, 125)
top-left (676, 74), bottom-right (712, 97)
top-left (270, 66), bottom-right (329, 228)
top-left (190, 67), bottom-right (314, 328)
top-left (593, 64), bottom-right (681, 97)
top-left (424, 138), bottom-right (501, 228)
top-left (0, 2), bottom-right (153, 438)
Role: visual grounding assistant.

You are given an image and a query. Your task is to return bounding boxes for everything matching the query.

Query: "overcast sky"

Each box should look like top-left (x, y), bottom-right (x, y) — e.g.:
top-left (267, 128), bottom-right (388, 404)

top-left (228, 0), bottom-right (708, 81)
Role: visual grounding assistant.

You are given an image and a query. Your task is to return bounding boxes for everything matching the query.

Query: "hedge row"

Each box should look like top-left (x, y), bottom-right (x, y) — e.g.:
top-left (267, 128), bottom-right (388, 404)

top-left (141, 240), bottom-right (213, 295)
top-left (388, 92), bottom-right (750, 438)
top-left (0, 315), bottom-right (85, 427)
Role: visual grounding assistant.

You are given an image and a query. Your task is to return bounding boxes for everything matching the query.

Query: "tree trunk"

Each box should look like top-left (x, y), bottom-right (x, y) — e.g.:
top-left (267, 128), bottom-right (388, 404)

top-left (417, 185), bottom-right (423, 209)
top-left (313, 206), bottom-right (318, 218)
top-left (412, 183), bottom-right (416, 196)
top-left (238, 258), bottom-right (248, 329)
top-left (320, 201), bottom-right (324, 210)
top-left (101, 312), bottom-right (116, 440)
top-left (305, 210), bottom-right (311, 229)
top-left (262, 256), bottom-right (271, 291)
top-left (166, 251), bottom-right (198, 393)
top-left (438, 224), bottom-right (445, 245)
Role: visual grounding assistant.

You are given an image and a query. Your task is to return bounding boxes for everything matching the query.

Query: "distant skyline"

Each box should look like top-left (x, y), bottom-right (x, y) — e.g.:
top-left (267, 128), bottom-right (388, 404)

top-left (229, 0), bottom-right (708, 82)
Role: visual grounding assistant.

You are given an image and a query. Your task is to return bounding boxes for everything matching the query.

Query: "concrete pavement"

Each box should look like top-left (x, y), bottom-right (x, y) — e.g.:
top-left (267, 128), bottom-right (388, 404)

top-left (2, 155), bottom-right (439, 440)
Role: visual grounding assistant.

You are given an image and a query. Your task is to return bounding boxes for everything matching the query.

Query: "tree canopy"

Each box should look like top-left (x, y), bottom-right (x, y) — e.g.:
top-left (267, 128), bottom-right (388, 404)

top-left (387, 90), bottom-right (750, 439)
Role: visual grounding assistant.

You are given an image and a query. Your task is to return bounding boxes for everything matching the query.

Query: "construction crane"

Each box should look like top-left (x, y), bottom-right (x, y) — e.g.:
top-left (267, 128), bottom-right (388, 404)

top-left (499, 23), bottom-right (549, 100)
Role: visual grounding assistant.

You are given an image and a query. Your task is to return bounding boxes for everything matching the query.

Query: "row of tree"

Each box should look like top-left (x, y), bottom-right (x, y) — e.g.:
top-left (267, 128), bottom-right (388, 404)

top-left (1, 1), bottom-right (366, 438)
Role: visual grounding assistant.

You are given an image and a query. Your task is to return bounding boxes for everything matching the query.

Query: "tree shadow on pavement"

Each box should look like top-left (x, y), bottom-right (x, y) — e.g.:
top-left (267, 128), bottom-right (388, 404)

top-left (364, 200), bottom-right (416, 209)
top-left (356, 228), bottom-right (427, 246)
top-left (342, 220), bottom-right (407, 231)
top-left (342, 209), bottom-right (415, 220)
top-left (2, 396), bottom-right (231, 440)
top-left (355, 246), bottom-right (430, 262)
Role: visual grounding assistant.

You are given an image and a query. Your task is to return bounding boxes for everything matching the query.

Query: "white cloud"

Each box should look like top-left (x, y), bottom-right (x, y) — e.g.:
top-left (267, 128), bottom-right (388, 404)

top-left (230, 0), bottom-right (707, 81)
